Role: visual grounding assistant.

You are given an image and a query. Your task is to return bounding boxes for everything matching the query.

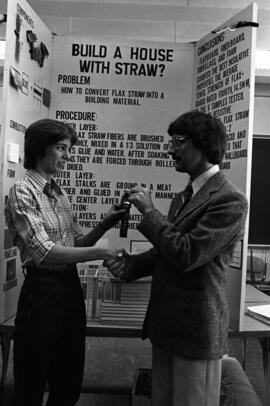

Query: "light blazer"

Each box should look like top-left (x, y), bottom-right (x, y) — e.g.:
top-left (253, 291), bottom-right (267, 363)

top-left (124, 172), bottom-right (248, 360)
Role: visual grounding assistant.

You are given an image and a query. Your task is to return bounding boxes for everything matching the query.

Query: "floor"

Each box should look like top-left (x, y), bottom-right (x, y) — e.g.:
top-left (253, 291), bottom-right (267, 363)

top-left (1, 335), bottom-right (268, 406)
top-left (51, 336), bottom-right (268, 406)
top-left (76, 394), bottom-right (150, 406)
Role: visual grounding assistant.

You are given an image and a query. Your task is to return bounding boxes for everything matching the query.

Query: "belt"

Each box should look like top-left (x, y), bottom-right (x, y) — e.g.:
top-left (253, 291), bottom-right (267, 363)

top-left (24, 263), bottom-right (71, 271)
top-left (23, 264), bottom-right (77, 280)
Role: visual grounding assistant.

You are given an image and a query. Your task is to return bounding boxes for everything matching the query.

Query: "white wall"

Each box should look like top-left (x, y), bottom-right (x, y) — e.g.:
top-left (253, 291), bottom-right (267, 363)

top-left (254, 96), bottom-right (270, 136)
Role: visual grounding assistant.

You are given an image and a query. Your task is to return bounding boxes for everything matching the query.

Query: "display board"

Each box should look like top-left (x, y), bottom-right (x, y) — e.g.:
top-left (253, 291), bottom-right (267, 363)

top-left (248, 136), bottom-right (270, 246)
top-left (0, 0), bottom-right (257, 331)
top-left (192, 3), bottom-right (257, 330)
top-left (0, 0), bottom-right (52, 322)
top-left (49, 37), bottom-right (193, 253)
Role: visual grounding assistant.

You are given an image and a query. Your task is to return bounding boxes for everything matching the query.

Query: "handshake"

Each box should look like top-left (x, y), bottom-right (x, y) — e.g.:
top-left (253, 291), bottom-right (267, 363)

top-left (99, 185), bottom-right (155, 278)
top-left (103, 250), bottom-right (133, 281)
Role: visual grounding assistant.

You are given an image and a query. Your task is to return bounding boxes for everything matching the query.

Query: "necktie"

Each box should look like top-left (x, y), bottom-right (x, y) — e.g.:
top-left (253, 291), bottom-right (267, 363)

top-left (175, 182), bottom-right (193, 217)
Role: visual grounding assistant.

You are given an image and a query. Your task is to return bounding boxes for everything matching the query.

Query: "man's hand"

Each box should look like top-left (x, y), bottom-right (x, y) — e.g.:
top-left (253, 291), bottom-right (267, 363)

top-left (128, 187), bottom-right (154, 214)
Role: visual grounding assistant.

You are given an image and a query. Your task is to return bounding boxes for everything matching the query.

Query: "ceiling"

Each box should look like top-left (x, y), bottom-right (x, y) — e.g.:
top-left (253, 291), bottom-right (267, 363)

top-left (0, 0), bottom-right (269, 51)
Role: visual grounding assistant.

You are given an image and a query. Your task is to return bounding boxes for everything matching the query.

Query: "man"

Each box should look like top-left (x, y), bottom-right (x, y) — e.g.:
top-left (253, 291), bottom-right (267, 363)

top-left (5, 119), bottom-right (124, 406)
top-left (106, 110), bottom-right (248, 406)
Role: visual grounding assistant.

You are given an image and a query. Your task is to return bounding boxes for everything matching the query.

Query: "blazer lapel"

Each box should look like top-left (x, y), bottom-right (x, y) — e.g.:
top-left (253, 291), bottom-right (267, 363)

top-left (173, 172), bottom-right (226, 224)
top-left (168, 192), bottom-right (183, 222)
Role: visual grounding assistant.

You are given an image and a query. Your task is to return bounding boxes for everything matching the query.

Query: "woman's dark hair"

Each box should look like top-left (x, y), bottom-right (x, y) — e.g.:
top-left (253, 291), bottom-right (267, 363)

top-left (24, 119), bottom-right (77, 169)
top-left (167, 110), bottom-right (227, 164)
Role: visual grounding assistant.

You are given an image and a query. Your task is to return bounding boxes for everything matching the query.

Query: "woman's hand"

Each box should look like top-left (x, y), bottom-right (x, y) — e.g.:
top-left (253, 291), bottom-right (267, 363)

top-left (104, 250), bottom-right (133, 280)
top-left (102, 247), bottom-right (124, 262)
top-left (100, 204), bottom-right (127, 230)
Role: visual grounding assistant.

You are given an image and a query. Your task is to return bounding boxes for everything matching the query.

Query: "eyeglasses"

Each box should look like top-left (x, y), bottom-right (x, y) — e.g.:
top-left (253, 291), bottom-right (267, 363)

top-left (168, 136), bottom-right (188, 149)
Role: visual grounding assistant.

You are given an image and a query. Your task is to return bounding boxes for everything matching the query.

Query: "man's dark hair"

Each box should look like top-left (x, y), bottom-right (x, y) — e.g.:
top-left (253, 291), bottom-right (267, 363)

top-left (167, 110), bottom-right (227, 164)
top-left (24, 119), bottom-right (77, 169)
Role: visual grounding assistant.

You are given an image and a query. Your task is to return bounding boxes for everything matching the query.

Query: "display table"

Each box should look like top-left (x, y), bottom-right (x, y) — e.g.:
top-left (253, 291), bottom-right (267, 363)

top-left (1, 285), bottom-right (270, 403)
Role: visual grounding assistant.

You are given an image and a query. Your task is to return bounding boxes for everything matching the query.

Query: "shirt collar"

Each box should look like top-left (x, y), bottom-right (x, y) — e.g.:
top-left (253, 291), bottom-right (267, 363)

top-left (192, 165), bottom-right (219, 196)
top-left (26, 169), bottom-right (63, 195)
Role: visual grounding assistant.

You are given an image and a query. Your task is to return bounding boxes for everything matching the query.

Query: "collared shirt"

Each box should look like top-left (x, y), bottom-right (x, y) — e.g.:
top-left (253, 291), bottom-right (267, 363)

top-left (5, 169), bottom-right (83, 266)
top-left (192, 164), bottom-right (220, 196)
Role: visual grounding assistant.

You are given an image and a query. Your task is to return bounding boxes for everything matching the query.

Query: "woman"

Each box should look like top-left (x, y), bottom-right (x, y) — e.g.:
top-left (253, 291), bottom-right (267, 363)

top-left (5, 118), bottom-right (125, 406)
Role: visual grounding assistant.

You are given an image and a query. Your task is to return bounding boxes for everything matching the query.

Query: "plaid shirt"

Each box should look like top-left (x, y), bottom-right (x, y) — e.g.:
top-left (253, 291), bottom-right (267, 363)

top-left (5, 169), bottom-right (83, 266)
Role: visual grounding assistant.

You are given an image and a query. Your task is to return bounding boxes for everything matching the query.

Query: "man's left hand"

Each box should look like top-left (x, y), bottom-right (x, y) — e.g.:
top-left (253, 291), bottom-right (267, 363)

top-left (128, 187), bottom-right (154, 214)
